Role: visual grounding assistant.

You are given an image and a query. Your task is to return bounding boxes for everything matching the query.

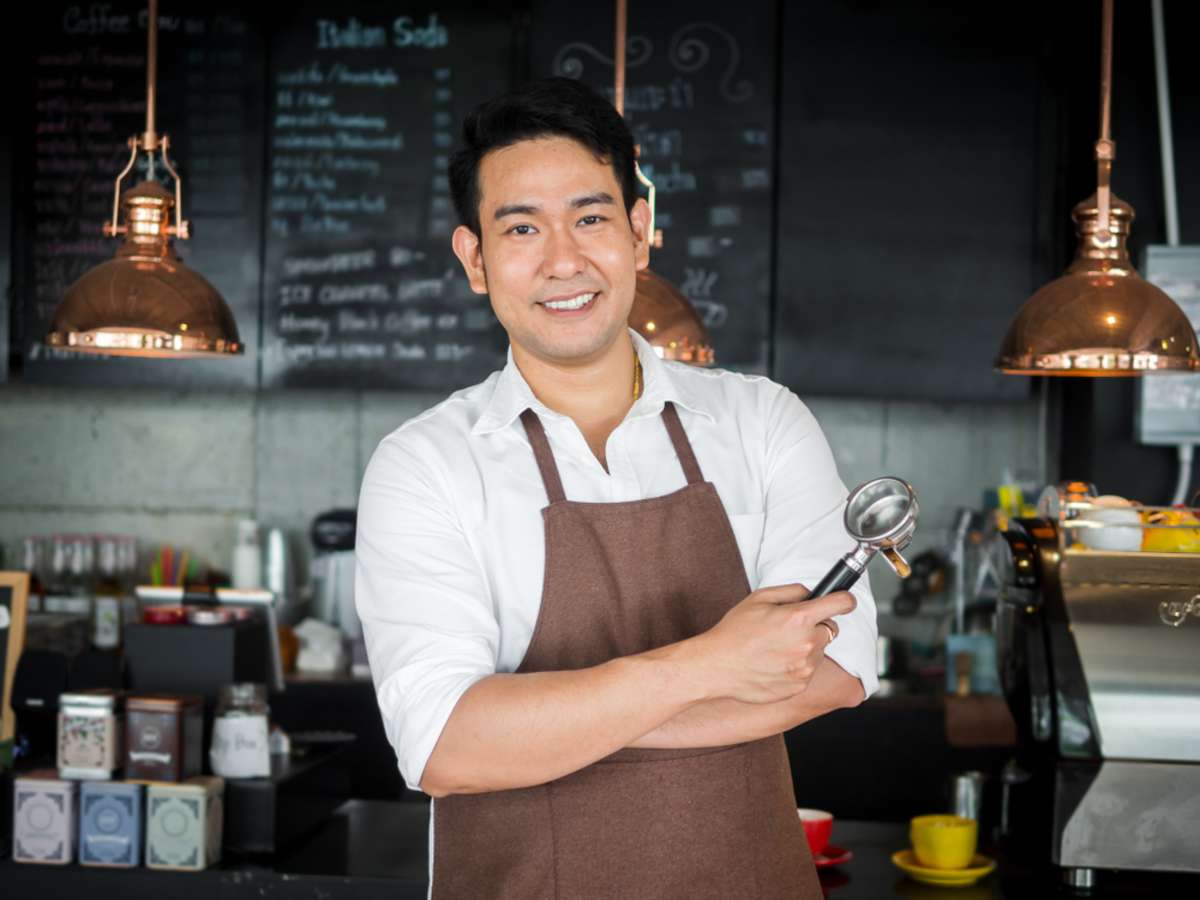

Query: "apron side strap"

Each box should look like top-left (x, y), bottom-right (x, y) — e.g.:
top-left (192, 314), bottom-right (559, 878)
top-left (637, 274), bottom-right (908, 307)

top-left (661, 401), bottom-right (705, 485)
top-left (519, 408), bottom-right (568, 503)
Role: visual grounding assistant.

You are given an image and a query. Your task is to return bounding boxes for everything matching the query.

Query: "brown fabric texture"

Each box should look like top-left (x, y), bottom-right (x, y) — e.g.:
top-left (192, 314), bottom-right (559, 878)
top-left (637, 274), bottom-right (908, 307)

top-left (432, 402), bottom-right (818, 899)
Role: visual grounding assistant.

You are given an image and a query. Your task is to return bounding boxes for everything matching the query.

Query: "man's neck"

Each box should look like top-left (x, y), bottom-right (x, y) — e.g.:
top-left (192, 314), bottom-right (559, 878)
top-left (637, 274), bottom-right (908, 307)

top-left (514, 335), bottom-right (637, 465)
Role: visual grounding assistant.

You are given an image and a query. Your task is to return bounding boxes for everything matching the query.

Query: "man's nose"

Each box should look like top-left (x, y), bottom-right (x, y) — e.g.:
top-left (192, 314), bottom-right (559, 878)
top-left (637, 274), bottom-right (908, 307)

top-left (540, 227), bottom-right (586, 279)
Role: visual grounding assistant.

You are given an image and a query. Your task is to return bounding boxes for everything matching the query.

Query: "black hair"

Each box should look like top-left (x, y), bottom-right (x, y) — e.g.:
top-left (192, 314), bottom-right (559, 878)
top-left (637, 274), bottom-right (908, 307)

top-left (449, 77), bottom-right (638, 237)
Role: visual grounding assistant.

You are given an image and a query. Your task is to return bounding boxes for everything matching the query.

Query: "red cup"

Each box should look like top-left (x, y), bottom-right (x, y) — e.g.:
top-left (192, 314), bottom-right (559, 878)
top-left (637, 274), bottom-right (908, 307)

top-left (143, 604), bottom-right (185, 625)
top-left (797, 808), bottom-right (834, 856)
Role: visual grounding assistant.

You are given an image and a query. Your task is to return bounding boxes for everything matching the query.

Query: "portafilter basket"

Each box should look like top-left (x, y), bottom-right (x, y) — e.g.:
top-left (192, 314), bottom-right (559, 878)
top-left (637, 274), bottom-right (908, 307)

top-left (808, 476), bottom-right (919, 599)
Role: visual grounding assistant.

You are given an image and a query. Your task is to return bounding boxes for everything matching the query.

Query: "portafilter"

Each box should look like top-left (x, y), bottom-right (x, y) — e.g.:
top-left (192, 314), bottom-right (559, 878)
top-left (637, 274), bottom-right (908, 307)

top-left (808, 476), bottom-right (918, 598)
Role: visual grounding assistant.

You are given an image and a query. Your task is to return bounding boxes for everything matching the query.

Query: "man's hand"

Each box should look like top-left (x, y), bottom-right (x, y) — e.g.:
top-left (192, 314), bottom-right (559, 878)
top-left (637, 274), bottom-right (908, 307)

top-left (683, 584), bottom-right (855, 704)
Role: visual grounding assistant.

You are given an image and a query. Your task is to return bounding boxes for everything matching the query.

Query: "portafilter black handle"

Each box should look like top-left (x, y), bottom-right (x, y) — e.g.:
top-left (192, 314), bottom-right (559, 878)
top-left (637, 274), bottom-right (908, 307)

top-left (808, 556), bottom-right (864, 599)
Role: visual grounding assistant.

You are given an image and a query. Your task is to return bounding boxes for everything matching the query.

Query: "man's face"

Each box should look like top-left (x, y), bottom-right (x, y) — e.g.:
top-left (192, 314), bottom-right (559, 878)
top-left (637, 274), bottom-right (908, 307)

top-left (452, 136), bottom-right (651, 367)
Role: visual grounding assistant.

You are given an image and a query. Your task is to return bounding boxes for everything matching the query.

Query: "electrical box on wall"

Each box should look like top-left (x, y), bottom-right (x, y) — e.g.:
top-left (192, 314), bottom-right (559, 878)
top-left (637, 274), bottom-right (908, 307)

top-left (1136, 246), bottom-right (1200, 445)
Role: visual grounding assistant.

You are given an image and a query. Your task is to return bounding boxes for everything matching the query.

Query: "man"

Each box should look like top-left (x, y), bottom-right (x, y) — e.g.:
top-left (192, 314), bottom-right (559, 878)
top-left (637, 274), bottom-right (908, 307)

top-left (356, 78), bottom-right (877, 900)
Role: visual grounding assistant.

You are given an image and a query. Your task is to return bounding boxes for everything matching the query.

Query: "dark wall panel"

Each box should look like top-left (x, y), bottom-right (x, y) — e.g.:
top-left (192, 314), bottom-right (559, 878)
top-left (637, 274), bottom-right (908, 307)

top-left (773, 0), bottom-right (1046, 400)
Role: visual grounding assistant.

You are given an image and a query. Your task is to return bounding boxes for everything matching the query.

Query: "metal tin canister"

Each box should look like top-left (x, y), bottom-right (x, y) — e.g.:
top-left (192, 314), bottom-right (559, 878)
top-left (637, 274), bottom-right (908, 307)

top-left (79, 781), bottom-right (143, 867)
top-left (14, 771), bottom-right (78, 865)
top-left (58, 689), bottom-right (124, 780)
top-left (145, 776), bottom-right (224, 871)
top-left (125, 694), bottom-right (204, 782)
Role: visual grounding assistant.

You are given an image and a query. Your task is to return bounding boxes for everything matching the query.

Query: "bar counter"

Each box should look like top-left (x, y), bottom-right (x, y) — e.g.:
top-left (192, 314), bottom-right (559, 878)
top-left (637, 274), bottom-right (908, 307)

top-left (4, 798), bottom-right (1198, 898)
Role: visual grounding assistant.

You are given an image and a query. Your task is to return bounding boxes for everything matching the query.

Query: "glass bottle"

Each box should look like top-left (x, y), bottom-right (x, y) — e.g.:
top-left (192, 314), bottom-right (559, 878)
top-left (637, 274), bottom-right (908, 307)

top-left (117, 536), bottom-right (142, 626)
top-left (93, 536), bottom-right (123, 650)
top-left (22, 536), bottom-right (47, 612)
top-left (231, 520), bottom-right (261, 589)
top-left (43, 533), bottom-right (72, 614)
top-left (66, 534), bottom-right (96, 620)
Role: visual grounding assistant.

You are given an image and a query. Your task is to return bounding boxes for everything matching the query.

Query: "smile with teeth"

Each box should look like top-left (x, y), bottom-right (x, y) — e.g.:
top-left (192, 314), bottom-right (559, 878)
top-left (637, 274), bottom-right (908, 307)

top-left (542, 292), bottom-right (596, 311)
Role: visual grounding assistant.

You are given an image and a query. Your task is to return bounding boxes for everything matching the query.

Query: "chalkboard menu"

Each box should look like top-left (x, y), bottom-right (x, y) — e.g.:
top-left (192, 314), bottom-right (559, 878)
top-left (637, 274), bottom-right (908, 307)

top-left (772, 0), bottom-right (1036, 399)
top-left (259, 3), bottom-right (514, 389)
top-left (529, 0), bottom-right (776, 372)
top-left (12, 1), bottom-right (264, 388)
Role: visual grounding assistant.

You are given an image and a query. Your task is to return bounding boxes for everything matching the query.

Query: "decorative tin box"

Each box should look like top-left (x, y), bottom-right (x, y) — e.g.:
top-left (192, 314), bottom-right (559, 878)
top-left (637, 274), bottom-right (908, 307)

top-left (58, 688), bottom-right (124, 780)
top-left (79, 780), bottom-right (142, 867)
top-left (13, 770), bottom-right (77, 865)
top-left (125, 694), bottom-right (203, 782)
top-left (145, 776), bottom-right (224, 871)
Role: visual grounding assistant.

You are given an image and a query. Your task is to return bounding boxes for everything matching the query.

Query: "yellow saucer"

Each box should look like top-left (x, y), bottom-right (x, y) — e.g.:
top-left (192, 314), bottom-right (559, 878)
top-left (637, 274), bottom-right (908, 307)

top-left (891, 849), bottom-right (996, 886)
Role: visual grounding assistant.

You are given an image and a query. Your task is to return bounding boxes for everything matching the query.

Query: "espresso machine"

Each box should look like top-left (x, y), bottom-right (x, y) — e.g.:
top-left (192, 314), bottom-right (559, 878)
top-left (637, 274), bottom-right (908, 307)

top-left (994, 485), bottom-right (1200, 889)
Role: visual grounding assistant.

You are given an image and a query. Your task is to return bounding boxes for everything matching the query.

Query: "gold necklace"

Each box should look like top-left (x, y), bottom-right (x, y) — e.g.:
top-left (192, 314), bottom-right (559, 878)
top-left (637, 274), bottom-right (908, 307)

top-left (632, 354), bottom-right (642, 401)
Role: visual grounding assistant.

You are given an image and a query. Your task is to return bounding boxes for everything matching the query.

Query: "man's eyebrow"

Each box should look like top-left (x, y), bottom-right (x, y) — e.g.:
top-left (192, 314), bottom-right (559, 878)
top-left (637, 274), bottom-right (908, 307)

top-left (494, 203), bottom-right (539, 220)
top-left (492, 193), bottom-right (615, 221)
top-left (570, 192), bottom-right (615, 209)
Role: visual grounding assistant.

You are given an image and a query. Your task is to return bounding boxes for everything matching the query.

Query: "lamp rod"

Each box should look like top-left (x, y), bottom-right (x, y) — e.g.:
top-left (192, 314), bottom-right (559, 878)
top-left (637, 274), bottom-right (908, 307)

top-left (143, 0), bottom-right (159, 150)
top-left (614, 0), bottom-right (626, 117)
top-left (1095, 0), bottom-right (1115, 236)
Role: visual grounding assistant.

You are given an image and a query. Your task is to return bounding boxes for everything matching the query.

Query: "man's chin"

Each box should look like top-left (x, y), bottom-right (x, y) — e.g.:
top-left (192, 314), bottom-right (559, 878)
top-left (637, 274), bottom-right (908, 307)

top-left (512, 322), bottom-right (629, 367)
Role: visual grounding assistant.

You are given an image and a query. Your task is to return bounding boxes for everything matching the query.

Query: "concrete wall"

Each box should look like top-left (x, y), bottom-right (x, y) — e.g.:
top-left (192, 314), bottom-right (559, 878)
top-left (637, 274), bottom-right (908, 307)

top-left (0, 383), bottom-right (1046, 601)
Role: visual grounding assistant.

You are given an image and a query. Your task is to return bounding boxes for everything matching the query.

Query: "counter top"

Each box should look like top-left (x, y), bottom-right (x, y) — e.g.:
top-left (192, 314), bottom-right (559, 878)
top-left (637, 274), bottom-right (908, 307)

top-left (4, 799), bottom-right (1197, 897)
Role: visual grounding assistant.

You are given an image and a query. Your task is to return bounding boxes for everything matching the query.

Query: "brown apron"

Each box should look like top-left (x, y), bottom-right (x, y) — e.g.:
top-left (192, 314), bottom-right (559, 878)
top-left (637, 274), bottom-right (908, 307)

top-left (431, 402), bottom-right (820, 900)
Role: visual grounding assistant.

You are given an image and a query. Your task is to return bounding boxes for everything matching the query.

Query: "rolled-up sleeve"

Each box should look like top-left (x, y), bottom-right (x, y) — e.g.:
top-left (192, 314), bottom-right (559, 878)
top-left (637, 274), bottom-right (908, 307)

top-left (755, 386), bottom-right (879, 700)
top-left (355, 433), bottom-right (498, 792)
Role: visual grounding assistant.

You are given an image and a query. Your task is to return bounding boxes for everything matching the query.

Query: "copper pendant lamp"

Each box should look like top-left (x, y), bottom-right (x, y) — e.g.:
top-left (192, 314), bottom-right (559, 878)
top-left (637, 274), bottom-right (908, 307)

top-left (614, 0), bottom-right (715, 365)
top-left (45, 0), bottom-right (242, 358)
top-left (995, 0), bottom-right (1196, 376)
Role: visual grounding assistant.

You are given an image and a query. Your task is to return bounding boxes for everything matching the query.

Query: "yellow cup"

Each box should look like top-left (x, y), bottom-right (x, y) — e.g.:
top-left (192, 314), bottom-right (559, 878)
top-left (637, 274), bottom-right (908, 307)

top-left (909, 815), bottom-right (977, 869)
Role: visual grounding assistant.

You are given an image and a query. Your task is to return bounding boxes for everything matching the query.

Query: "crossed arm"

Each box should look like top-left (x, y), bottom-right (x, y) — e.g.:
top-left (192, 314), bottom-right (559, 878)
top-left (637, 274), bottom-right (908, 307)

top-left (417, 633), bottom-right (863, 798)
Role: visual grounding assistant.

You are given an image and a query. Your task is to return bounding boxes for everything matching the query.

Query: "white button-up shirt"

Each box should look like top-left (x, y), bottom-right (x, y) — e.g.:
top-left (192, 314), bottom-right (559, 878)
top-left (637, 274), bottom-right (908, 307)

top-left (356, 329), bottom-right (878, 794)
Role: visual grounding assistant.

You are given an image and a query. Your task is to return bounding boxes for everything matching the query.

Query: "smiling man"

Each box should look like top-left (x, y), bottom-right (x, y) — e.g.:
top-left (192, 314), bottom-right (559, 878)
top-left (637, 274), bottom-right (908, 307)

top-left (356, 78), bottom-right (878, 900)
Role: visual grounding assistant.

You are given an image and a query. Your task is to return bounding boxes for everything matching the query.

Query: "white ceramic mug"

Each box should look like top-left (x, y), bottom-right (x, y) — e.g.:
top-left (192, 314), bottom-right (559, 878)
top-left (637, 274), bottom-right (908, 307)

top-left (1077, 495), bottom-right (1142, 551)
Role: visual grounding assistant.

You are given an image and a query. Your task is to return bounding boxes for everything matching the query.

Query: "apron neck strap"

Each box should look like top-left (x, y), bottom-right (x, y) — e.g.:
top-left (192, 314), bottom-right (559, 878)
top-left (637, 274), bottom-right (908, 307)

top-left (661, 401), bottom-right (705, 485)
top-left (520, 409), bottom-right (567, 503)
top-left (519, 401), bottom-right (704, 504)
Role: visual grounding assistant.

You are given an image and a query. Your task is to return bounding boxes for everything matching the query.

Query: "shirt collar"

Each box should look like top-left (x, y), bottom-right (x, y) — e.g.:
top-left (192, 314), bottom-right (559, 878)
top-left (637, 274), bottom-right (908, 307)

top-left (471, 329), bottom-right (716, 437)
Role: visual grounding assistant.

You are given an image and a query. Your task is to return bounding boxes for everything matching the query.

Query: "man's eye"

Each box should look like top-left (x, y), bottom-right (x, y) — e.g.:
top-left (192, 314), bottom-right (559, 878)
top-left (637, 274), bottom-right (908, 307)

top-left (507, 224), bottom-right (536, 235)
top-left (578, 215), bottom-right (605, 226)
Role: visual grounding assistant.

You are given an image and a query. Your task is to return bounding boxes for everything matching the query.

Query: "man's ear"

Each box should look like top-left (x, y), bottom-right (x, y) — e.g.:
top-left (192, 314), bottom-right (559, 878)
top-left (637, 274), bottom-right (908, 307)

top-left (451, 225), bottom-right (489, 295)
top-left (629, 197), bottom-right (652, 272)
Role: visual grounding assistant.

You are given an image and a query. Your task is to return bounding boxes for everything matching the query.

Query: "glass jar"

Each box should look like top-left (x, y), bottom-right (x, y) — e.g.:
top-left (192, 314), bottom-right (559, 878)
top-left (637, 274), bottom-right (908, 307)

top-left (210, 683), bottom-right (271, 778)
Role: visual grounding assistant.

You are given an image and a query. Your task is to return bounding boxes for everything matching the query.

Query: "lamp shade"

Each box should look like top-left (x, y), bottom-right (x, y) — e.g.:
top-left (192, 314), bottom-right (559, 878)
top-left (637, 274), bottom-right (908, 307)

top-left (629, 269), bottom-right (715, 365)
top-left (46, 181), bottom-right (242, 358)
top-left (995, 193), bottom-right (1197, 375)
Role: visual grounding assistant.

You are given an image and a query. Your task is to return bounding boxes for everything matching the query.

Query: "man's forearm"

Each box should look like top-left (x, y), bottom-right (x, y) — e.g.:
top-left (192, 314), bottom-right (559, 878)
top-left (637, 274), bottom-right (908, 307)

top-left (628, 657), bottom-right (864, 750)
top-left (419, 641), bottom-right (710, 797)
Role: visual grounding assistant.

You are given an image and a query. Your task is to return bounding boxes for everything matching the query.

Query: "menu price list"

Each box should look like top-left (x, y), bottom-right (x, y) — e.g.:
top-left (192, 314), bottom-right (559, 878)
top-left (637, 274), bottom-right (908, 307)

top-left (260, 6), bottom-right (514, 390)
